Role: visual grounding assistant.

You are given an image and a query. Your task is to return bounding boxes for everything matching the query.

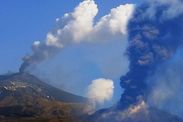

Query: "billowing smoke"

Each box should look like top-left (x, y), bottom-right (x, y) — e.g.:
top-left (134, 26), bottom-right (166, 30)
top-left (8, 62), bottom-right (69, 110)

top-left (87, 78), bottom-right (114, 103)
top-left (85, 78), bottom-right (114, 114)
top-left (19, 0), bottom-right (135, 73)
top-left (148, 48), bottom-right (183, 118)
top-left (119, 0), bottom-right (183, 110)
top-left (19, 0), bottom-right (98, 72)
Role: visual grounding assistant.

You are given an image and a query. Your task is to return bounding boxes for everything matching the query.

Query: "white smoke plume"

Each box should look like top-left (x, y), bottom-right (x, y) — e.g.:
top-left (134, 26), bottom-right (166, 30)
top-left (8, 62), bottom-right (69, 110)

top-left (20, 0), bottom-right (135, 72)
top-left (85, 78), bottom-right (114, 114)
top-left (87, 78), bottom-right (114, 103)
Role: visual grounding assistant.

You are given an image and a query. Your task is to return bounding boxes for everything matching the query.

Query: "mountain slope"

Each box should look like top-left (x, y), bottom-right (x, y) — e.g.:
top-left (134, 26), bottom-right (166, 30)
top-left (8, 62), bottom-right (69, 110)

top-left (87, 106), bottom-right (183, 122)
top-left (0, 72), bottom-right (183, 122)
top-left (0, 72), bottom-right (86, 103)
top-left (0, 72), bottom-right (87, 122)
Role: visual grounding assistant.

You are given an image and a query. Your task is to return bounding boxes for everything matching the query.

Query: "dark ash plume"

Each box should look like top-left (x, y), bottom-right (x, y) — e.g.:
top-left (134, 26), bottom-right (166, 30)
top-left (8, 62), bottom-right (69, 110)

top-left (19, 61), bottom-right (30, 73)
top-left (119, 0), bottom-right (183, 109)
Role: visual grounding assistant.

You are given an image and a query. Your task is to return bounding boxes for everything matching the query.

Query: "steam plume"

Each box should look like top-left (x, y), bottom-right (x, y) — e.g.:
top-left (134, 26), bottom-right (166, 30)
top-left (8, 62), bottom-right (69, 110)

top-left (85, 78), bottom-right (114, 114)
top-left (19, 0), bottom-right (134, 72)
top-left (119, 0), bottom-right (183, 109)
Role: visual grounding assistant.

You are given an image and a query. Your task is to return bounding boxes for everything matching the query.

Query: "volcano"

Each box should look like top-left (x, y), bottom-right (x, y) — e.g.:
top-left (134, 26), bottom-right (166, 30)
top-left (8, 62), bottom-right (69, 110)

top-left (87, 106), bottom-right (183, 122)
top-left (0, 72), bottom-right (183, 122)
top-left (0, 72), bottom-right (86, 122)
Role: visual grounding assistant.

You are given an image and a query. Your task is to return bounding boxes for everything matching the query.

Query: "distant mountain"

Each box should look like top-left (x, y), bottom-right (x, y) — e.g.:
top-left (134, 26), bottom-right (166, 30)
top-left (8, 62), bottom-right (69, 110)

top-left (87, 106), bottom-right (183, 122)
top-left (0, 72), bottom-right (183, 122)
top-left (0, 72), bottom-right (87, 122)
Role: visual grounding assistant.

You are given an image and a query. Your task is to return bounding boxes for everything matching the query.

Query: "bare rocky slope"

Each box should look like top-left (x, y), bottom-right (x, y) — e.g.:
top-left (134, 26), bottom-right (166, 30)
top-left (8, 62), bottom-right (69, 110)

top-left (0, 72), bottom-right (87, 122)
top-left (0, 72), bottom-right (182, 122)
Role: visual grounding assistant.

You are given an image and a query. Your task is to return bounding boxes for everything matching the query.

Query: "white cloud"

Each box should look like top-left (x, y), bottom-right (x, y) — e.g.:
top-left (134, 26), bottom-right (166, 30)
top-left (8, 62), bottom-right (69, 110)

top-left (25, 0), bottom-right (134, 87)
top-left (87, 78), bottom-right (114, 103)
top-left (33, 41), bottom-right (41, 47)
top-left (45, 1), bottom-right (135, 47)
top-left (25, 0), bottom-right (135, 101)
top-left (85, 78), bottom-right (114, 114)
top-left (46, 0), bottom-right (98, 47)
top-left (25, 0), bottom-right (135, 68)
top-left (94, 4), bottom-right (134, 36)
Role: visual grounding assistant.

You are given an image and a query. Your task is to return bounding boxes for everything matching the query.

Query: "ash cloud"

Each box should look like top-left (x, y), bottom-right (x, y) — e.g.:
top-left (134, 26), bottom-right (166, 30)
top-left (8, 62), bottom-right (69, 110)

top-left (19, 0), bottom-right (135, 73)
top-left (148, 48), bottom-right (183, 118)
top-left (119, 0), bottom-right (183, 110)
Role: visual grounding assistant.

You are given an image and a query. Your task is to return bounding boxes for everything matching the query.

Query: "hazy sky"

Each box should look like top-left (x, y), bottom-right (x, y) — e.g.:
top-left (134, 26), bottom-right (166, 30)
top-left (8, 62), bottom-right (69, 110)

top-left (0, 0), bottom-right (141, 74)
top-left (0, 0), bottom-right (142, 108)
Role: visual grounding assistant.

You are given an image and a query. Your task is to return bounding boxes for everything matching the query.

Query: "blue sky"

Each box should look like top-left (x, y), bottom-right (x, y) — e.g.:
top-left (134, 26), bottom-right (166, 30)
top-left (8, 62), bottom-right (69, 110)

top-left (0, 0), bottom-right (141, 107)
top-left (0, 0), bottom-right (140, 73)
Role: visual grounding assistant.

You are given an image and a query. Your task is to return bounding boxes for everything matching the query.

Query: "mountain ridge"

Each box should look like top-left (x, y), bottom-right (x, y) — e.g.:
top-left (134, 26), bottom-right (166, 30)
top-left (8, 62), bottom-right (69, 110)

top-left (0, 72), bottom-right (87, 122)
top-left (0, 72), bottom-right (86, 103)
top-left (0, 72), bottom-right (183, 122)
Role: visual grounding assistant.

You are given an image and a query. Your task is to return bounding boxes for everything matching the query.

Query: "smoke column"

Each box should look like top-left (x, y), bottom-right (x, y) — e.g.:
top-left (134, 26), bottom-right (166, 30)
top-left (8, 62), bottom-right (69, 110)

top-left (19, 0), bottom-right (134, 73)
top-left (119, 0), bottom-right (183, 109)
top-left (85, 78), bottom-right (114, 114)
top-left (19, 44), bottom-right (60, 72)
top-left (19, 0), bottom-right (98, 72)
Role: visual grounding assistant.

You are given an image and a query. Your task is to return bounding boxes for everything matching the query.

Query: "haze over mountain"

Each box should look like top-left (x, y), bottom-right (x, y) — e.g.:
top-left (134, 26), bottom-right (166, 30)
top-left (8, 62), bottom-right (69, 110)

top-left (0, 72), bottom-right (182, 122)
top-left (1, 0), bottom-right (183, 122)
